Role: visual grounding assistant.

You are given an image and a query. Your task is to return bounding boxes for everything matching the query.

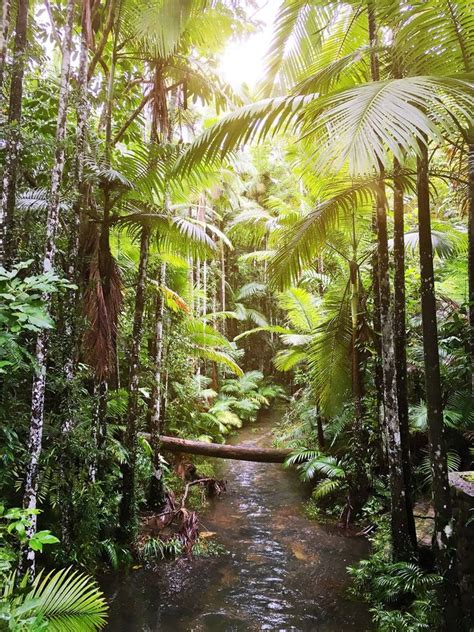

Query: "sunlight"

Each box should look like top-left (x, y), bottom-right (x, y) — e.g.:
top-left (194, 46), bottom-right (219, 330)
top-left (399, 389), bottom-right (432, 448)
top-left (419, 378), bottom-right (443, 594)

top-left (218, 1), bottom-right (278, 89)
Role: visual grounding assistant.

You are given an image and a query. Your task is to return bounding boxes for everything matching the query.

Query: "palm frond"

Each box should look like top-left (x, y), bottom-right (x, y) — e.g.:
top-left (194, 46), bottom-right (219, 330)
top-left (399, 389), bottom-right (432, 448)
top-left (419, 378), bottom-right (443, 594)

top-left (23, 567), bottom-right (108, 630)
top-left (191, 347), bottom-right (243, 376)
top-left (234, 282), bottom-right (267, 301)
top-left (278, 287), bottom-right (320, 331)
top-left (269, 179), bottom-right (377, 289)
top-left (274, 348), bottom-right (308, 371)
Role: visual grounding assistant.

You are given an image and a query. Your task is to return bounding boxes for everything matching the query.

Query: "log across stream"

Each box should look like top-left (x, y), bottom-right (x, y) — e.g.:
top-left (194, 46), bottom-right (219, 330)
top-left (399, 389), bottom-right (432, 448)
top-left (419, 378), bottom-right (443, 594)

top-left (144, 433), bottom-right (292, 463)
top-left (104, 409), bottom-right (372, 630)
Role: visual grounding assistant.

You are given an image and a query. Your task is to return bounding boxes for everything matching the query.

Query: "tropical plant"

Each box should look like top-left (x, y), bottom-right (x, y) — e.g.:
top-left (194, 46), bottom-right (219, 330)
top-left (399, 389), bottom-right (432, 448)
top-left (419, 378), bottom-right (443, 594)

top-left (285, 448), bottom-right (348, 500)
top-left (0, 567), bottom-right (108, 631)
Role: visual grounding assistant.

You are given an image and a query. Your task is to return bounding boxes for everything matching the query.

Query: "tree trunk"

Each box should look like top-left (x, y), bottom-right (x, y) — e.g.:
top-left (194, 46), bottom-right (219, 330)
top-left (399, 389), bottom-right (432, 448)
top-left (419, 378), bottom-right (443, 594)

top-left (348, 259), bottom-right (370, 518)
top-left (88, 379), bottom-right (108, 483)
top-left (393, 159), bottom-right (418, 552)
top-left (375, 177), bottom-right (413, 561)
top-left (145, 434), bottom-right (292, 463)
top-left (119, 226), bottom-right (150, 540)
top-left (417, 143), bottom-right (460, 628)
top-left (367, 1), bottom-right (386, 471)
top-left (61, 33), bottom-right (91, 545)
top-left (467, 138), bottom-right (474, 394)
top-left (367, 0), bottom-right (412, 562)
top-left (21, 0), bottom-right (75, 576)
top-left (148, 262), bottom-right (167, 510)
top-left (0, 0), bottom-right (11, 90)
top-left (316, 414), bottom-right (325, 449)
top-left (220, 241), bottom-right (226, 335)
top-left (62, 0), bottom-right (90, 434)
top-left (0, 0), bottom-right (29, 265)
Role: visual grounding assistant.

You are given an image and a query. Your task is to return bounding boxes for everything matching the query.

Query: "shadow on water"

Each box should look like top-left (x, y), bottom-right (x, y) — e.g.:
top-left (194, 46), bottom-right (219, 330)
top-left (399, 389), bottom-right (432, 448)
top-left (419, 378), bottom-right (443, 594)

top-left (102, 409), bottom-right (372, 631)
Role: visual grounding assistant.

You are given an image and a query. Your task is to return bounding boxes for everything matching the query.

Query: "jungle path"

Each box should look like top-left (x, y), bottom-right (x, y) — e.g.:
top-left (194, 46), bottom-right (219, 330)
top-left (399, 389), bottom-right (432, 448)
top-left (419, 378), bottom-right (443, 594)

top-left (103, 408), bottom-right (372, 631)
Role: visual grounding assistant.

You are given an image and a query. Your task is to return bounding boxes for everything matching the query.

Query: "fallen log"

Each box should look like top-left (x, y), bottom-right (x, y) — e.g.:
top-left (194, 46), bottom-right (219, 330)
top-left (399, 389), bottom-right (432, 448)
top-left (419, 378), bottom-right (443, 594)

top-left (141, 434), bottom-right (292, 463)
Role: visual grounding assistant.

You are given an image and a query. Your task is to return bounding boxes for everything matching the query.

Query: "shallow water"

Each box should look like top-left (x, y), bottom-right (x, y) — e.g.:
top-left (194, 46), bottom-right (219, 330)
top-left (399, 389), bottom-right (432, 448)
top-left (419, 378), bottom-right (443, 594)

top-left (103, 409), bottom-right (372, 631)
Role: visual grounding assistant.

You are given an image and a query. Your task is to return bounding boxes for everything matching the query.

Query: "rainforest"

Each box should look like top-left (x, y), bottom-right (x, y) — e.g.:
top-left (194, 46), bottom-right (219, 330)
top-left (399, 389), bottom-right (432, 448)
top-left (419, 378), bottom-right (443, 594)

top-left (0, 1), bottom-right (473, 631)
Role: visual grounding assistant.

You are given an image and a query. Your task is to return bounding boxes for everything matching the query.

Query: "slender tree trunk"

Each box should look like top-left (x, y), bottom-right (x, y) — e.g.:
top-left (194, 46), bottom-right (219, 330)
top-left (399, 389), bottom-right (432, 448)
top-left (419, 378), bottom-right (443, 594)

top-left (347, 209), bottom-right (369, 519)
top-left (220, 241), bottom-right (226, 335)
top-left (62, 1), bottom-right (90, 434)
top-left (375, 177), bottom-right (413, 561)
top-left (348, 259), bottom-right (370, 519)
top-left (0, 0), bottom-right (29, 265)
top-left (367, 0), bottom-right (412, 561)
top-left (0, 0), bottom-right (11, 90)
top-left (372, 220), bottom-right (386, 467)
top-left (188, 248), bottom-right (194, 314)
top-left (120, 226), bottom-right (150, 539)
top-left (367, 1), bottom-right (386, 469)
top-left (59, 23), bottom-right (90, 550)
top-left (88, 0), bottom-right (122, 475)
top-left (160, 353), bottom-right (169, 429)
top-left (21, 0), bottom-right (75, 576)
top-left (88, 380), bottom-right (108, 483)
top-left (467, 137), bottom-right (474, 394)
top-left (148, 262), bottom-right (166, 510)
top-left (393, 159), bottom-right (418, 552)
top-left (316, 414), bottom-right (325, 449)
top-left (417, 143), bottom-right (459, 628)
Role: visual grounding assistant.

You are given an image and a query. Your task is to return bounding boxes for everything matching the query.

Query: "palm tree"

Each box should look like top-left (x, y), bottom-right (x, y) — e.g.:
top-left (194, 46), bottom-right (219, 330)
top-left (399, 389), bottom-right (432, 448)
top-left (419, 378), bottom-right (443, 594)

top-left (416, 141), bottom-right (459, 625)
top-left (399, 0), bottom-right (474, 391)
top-left (114, 0), bottom-right (243, 538)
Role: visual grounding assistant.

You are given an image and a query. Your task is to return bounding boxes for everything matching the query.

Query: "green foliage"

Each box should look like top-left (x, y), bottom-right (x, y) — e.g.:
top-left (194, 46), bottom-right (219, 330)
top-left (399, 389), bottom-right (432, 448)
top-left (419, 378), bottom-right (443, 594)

top-left (0, 262), bottom-right (73, 373)
top-left (0, 506), bottom-right (59, 581)
top-left (285, 449), bottom-right (347, 498)
top-left (139, 537), bottom-right (183, 561)
top-left (349, 554), bottom-right (442, 631)
top-left (0, 568), bottom-right (108, 631)
top-left (1, 2), bottom-right (473, 626)
top-left (192, 537), bottom-right (227, 558)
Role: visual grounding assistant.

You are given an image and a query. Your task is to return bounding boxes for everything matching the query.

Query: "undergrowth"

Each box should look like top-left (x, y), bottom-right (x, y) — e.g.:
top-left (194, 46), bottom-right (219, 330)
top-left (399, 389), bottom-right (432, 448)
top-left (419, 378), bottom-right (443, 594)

top-left (348, 523), bottom-right (442, 631)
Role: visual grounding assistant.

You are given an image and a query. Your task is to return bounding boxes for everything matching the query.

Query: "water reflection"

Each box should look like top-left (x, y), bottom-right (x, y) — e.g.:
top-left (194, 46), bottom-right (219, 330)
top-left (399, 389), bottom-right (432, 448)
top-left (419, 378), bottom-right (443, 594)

top-left (103, 410), bottom-right (372, 631)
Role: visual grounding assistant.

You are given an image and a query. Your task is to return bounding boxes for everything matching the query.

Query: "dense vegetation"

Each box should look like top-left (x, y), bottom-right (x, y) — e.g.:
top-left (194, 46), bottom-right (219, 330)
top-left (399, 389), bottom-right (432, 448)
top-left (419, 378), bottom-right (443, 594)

top-left (0, 0), bottom-right (473, 630)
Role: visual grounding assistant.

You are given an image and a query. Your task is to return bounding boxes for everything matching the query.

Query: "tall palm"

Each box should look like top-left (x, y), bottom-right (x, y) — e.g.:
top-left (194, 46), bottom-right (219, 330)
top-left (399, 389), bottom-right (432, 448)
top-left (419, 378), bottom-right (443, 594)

top-left (112, 0), bottom-right (244, 538)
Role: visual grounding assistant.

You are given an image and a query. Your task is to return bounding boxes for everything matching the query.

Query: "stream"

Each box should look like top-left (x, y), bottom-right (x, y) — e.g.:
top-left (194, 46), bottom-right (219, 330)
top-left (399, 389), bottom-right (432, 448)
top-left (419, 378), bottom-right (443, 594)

top-left (103, 409), bottom-right (372, 631)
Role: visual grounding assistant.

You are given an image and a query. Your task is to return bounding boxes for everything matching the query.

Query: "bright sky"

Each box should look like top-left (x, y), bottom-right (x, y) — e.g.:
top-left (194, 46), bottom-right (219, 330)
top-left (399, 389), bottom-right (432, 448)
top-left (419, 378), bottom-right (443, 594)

top-left (218, 1), bottom-right (279, 90)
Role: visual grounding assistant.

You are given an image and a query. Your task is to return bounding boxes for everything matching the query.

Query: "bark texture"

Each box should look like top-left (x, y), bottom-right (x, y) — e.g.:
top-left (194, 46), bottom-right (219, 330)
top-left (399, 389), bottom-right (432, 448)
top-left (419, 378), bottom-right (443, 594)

top-left (120, 227), bottom-right (150, 539)
top-left (148, 262), bottom-right (167, 510)
top-left (393, 160), bottom-right (418, 551)
top-left (375, 177), bottom-right (413, 561)
top-left (0, 0), bottom-right (29, 264)
top-left (22, 0), bottom-right (75, 575)
top-left (148, 434), bottom-right (292, 463)
top-left (0, 0), bottom-right (11, 90)
top-left (468, 140), bottom-right (474, 394)
top-left (417, 144), bottom-right (459, 627)
top-left (368, 0), bottom-right (412, 561)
